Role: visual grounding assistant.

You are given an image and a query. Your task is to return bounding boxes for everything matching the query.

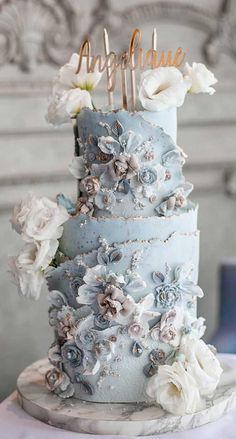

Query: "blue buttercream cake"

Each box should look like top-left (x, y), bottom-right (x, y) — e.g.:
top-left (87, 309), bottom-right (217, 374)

top-left (46, 107), bottom-right (199, 402)
top-left (10, 45), bottom-right (222, 414)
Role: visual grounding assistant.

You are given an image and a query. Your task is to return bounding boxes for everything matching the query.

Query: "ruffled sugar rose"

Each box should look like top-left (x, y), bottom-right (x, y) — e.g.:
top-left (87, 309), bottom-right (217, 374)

top-left (45, 367), bottom-right (64, 391)
top-left (47, 88), bottom-right (93, 126)
top-left (109, 154), bottom-right (139, 181)
top-left (45, 368), bottom-right (74, 398)
top-left (13, 195), bottom-right (69, 242)
top-left (184, 62), bottom-right (217, 95)
top-left (146, 361), bottom-right (204, 415)
top-left (80, 176), bottom-right (100, 196)
top-left (97, 284), bottom-right (135, 321)
top-left (179, 335), bottom-right (222, 398)
top-left (139, 67), bottom-right (189, 111)
top-left (9, 240), bottom-right (58, 300)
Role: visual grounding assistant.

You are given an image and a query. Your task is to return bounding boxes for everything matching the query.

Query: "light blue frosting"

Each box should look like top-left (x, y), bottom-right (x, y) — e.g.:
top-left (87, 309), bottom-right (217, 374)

top-left (139, 107), bottom-right (177, 143)
top-left (60, 204), bottom-right (197, 257)
top-left (46, 107), bottom-right (200, 403)
top-left (76, 108), bottom-right (187, 218)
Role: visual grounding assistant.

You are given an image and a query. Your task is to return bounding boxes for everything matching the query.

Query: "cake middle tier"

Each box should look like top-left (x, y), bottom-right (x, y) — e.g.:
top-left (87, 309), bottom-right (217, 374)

top-left (51, 205), bottom-right (199, 306)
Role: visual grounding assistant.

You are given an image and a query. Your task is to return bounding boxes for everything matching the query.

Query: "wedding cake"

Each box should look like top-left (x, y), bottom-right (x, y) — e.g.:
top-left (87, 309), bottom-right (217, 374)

top-left (10, 30), bottom-right (223, 416)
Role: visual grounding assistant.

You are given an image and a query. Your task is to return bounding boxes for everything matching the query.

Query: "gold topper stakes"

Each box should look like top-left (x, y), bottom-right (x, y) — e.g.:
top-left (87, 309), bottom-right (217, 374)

top-left (76, 28), bottom-right (186, 110)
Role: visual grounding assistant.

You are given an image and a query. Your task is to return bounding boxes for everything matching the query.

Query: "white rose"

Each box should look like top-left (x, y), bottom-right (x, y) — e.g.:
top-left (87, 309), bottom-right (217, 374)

top-left (146, 361), bottom-right (204, 415)
top-left (146, 362), bottom-right (204, 415)
top-left (15, 196), bottom-right (69, 242)
top-left (47, 88), bottom-right (93, 126)
top-left (138, 67), bottom-right (189, 112)
top-left (9, 240), bottom-right (58, 300)
top-left (179, 335), bottom-right (223, 397)
top-left (54, 54), bottom-right (103, 94)
top-left (184, 62), bottom-right (217, 95)
top-left (10, 192), bottom-right (36, 234)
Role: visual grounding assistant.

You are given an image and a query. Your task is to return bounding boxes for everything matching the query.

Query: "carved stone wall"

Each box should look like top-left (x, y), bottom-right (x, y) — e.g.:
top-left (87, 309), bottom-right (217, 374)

top-left (0, 0), bottom-right (236, 401)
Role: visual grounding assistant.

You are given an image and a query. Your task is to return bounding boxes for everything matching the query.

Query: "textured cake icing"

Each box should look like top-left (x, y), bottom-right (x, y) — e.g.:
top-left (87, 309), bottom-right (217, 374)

top-left (10, 40), bottom-right (223, 416)
top-left (46, 107), bottom-right (199, 403)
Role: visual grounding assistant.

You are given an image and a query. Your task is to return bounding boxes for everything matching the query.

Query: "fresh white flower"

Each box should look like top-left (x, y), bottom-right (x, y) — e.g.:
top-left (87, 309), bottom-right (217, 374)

top-left (68, 156), bottom-right (88, 179)
top-left (138, 67), bottom-right (189, 112)
top-left (47, 88), bottom-right (93, 126)
top-left (53, 54), bottom-right (103, 94)
top-left (10, 192), bottom-right (36, 235)
top-left (179, 335), bottom-right (223, 398)
top-left (184, 62), bottom-right (217, 95)
top-left (146, 361), bottom-right (204, 415)
top-left (14, 196), bottom-right (69, 242)
top-left (9, 240), bottom-right (58, 300)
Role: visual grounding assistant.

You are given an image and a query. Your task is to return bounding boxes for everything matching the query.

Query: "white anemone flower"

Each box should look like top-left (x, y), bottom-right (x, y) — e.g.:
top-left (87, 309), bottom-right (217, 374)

top-left (139, 67), bottom-right (189, 112)
top-left (184, 62), bottom-right (217, 95)
top-left (54, 54), bottom-right (103, 93)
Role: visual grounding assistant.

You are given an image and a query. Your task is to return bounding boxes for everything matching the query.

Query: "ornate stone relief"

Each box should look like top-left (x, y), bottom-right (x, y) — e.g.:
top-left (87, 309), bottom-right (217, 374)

top-left (0, 0), bottom-right (235, 72)
top-left (0, 0), bottom-right (80, 71)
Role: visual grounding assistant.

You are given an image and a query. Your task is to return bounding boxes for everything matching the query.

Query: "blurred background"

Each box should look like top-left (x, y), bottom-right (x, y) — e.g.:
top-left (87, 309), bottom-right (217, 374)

top-left (0, 0), bottom-right (236, 401)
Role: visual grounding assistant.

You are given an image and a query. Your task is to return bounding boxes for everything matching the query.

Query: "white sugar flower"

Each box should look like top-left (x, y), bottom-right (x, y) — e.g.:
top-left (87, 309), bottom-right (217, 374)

top-left (138, 67), bottom-right (189, 112)
top-left (151, 307), bottom-right (184, 347)
top-left (68, 156), bottom-right (88, 179)
top-left (128, 293), bottom-right (160, 340)
top-left (11, 194), bottom-right (69, 242)
top-left (179, 335), bottom-right (222, 398)
top-left (146, 361), bottom-right (204, 415)
top-left (184, 62), bottom-right (217, 95)
top-left (9, 240), bottom-right (58, 300)
top-left (47, 88), bottom-right (93, 126)
top-left (10, 192), bottom-right (36, 235)
top-left (53, 54), bottom-right (103, 94)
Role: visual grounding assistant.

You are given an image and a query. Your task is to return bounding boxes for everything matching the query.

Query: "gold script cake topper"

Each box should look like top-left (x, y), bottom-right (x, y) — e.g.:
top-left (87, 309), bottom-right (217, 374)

top-left (76, 28), bottom-right (186, 110)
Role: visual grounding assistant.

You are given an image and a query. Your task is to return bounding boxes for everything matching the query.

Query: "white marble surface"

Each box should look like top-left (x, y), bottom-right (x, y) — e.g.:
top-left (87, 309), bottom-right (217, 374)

top-left (14, 354), bottom-right (236, 437)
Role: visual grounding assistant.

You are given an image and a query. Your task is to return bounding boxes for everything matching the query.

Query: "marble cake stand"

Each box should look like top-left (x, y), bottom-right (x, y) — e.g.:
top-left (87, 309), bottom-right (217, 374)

top-left (17, 356), bottom-right (236, 436)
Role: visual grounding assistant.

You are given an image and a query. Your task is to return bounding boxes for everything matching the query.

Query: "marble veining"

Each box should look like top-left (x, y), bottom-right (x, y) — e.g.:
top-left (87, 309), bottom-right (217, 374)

top-left (17, 356), bottom-right (236, 436)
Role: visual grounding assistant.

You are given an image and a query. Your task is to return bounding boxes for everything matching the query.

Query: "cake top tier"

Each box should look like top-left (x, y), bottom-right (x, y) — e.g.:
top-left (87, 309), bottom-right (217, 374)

top-left (75, 107), bottom-right (190, 218)
top-left (46, 29), bottom-right (217, 219)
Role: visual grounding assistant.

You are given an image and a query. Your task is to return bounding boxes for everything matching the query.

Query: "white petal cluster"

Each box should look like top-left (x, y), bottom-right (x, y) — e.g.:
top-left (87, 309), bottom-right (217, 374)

top-left (184, 62), bottom-right (217, 95)
top-left (47, 89), bottom-right (93, 126)
top-left (146, 336), bottom-right (222, 416)
top-left (9, 193), bottom-right (69, 299)
top-left (138, 63), bottom-right (217, 112)
top-left (179, 335), bottom-right (223, 397)
top-left (47, 54), bottom-right (103, 125)
top-left (139, 67), bottom-right (189, 112)
top-left (146, 361), bottom-right (204, 415)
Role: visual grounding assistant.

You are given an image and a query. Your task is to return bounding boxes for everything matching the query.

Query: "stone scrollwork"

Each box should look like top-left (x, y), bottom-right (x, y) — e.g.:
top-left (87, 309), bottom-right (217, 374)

top-left (88, 0), bottom-right (236, 67)
top-left (0, 0), bottom-right (80, 71)
top-left (0, 0), bottom-right (235, 72)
